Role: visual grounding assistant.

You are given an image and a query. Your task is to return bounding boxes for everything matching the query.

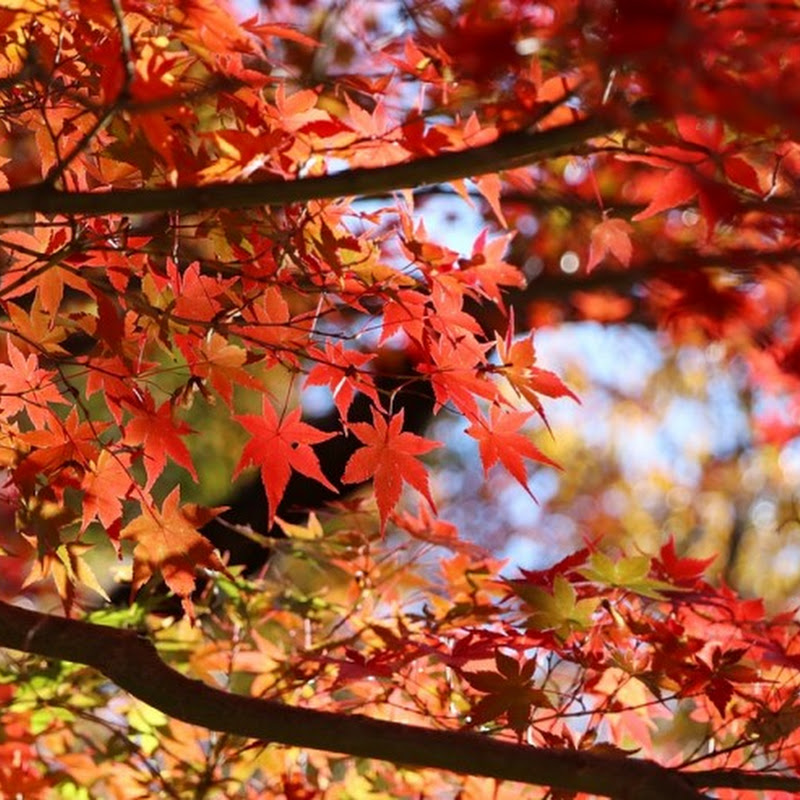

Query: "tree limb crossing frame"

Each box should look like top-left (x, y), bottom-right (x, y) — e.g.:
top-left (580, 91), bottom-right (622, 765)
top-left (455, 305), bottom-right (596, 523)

top-left (1, 600), bottom-right (799, 800)
top-left (0, 105), bottom-right (656, 219)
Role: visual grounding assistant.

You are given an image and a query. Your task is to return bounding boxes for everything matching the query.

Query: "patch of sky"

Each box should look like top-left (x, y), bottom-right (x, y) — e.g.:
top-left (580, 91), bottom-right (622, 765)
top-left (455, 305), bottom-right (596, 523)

top-left (530, 327), bottom-right (750, 480)
top-left (779, 439), bottom-right (800, 484)
top-left (504, 513), bottom-right (578, 572)
top-left (705, 371), bottom-right (752, 455)
top-left (413, 191), bottom-right (488, 254)
top-left (302, 384), bottom-right (337, 417)
top-left (353, 188), bottom-right (487, 259)
top-left (535, 322), bottom-right (664, 399)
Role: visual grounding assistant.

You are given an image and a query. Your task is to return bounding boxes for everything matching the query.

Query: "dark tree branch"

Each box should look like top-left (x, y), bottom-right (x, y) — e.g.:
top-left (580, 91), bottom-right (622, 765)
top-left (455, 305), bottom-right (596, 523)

top-left (1, 600), bottom-right (797, 799)
top-left (0, 104), bottom-right (657, 218)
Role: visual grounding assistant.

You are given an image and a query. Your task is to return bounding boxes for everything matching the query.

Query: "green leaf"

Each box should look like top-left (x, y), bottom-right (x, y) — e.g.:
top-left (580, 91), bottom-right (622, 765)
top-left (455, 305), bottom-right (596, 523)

top-left (520, 576), bottom-right (600, 638)
top-left (579, 552), bottom-right (679, 599)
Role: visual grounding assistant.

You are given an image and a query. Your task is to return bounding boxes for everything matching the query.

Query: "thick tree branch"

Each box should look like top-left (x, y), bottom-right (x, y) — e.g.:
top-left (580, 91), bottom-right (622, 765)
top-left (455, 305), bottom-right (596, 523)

top-left (0, 104), bottom-right (657, 218)
top-left (1, 600), bottom-right (797, 799)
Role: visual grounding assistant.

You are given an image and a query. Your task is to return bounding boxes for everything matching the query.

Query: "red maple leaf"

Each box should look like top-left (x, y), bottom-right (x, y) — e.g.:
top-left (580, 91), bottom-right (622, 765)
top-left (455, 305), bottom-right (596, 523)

top-left (632, 166), bottom-right (699, 221)
top-left (652, 537), bottom-right (715, 587)
top-left (466, 406), bottom-right (559, 496)
top-left (342, 408), bottom-right (441, 534)
top-left (234, 400), bottom-right (337, 528)
top-left (123, 397), bottom-right (197, 491)
top-left (305, 342), bottom-right (378, 419)
top-left (168, 259), bottom-right (233, 324)
top-left (380, 289), bottom-right (428, 346)
top-left (456, 230), bottom-right (524, 304)
top-left (587, 217), bottom-right (633, 273)
top-left (418, 335), bottom-right (496, 417)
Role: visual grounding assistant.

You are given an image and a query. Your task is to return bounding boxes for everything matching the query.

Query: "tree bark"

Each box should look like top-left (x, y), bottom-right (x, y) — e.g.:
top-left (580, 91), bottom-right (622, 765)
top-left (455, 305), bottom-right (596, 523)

top-left (0, 104), bottom-right (656, 218)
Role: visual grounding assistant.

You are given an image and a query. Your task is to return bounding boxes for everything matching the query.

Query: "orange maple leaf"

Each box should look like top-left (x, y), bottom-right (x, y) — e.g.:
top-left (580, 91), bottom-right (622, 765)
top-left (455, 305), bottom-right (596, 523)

top-left (175, 332), bottom-right (264, 406)
top-left (494, 326), bottom-right (579, 431)
top-left (342, 408), bottom-right (441, 534)
top-left (80, 450), bottom-right (135, 534)
top-left (121, 488), bottom-right (226, 618)
top-left (0, 339), bottom-right (65, 427)
top-left (234, 400), bottom-right (337, 528)
top-left (455, 229), bottom-right (524, 306)
top-left (466, 406), bottom-right (559, 496)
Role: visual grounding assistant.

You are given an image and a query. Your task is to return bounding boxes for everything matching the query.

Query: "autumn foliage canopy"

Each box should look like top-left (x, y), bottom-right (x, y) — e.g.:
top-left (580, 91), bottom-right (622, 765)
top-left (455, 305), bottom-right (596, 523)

top-left (3, 1), bottom-right (800, 798)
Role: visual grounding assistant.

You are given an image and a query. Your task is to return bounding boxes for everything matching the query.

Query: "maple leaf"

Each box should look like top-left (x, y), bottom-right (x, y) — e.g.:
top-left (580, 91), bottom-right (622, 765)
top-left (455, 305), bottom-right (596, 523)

top-left (231, 286), bottom-right (308, 353)
top-left (517, 575), bottom-right (601, 640)
top-left (579, 552), bottom-right (678, 600)
top-left (391, 505), bottom-right (486, 556)
top-left (679, 646), bottom-right (760, 717)
top-left (399, 216), bottom-right (460, 272)
top-left (508, 548), bottom-right (592, 593)
top-left (23, 541), bottom-right (110, 612)
top-left (121, 488), bottom-right (227, 618)
top-left (35, 265), bottom-right (92, 317)
top-left (455, 229), bottom-right (523, 306)
top-left (342, 408), bottom-right (441, 534)
top-left (466, 406), bottom-right (558, 496)
top-left (275, 511), bottom-right (324, 541)
top-left (168, 259), bottom-right (234, 324)
top-left (305, 343), bottom-right (378, 419)
top-left (652, 537), bottom-right (715, 587)
top-left (494, 325), bottom-right (579, 431)
top-left (14, 408), bottom-right (108, 496)
top-left (234, 400), bottom-right (337, 528)
top-left (461, 651), bottom-right (551, 734)
top-left (722, 154), bottom-right (762, 193)
top-left (270, 84), bottom-right (330, 134)
top-left (0, 339), bottom-right (65, 427)
top-left (428, 280), bottom-right (484, 339)
top-left (380, 289), bottom-right (428, 346)
top-left (632, 166), bottom-right (699, 221)
top-left (122, 397), bottom-right (198, 491)
top-left (587, 217), bottom-right (633, 273)
top-left (80, 450), bottom-right (135, 535)
top-left (418, 335), bottom-right (496, 417)
top-left (85, 355), bottom-right (152, 425)
top-left (6, 296), bottom-right (69, 355)
top-left (175, 332), bottom-right (263, 406)
top-left (473, 174), bottom-right (507, 228)
top-left (241, 16), bottom-right (320, 48)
